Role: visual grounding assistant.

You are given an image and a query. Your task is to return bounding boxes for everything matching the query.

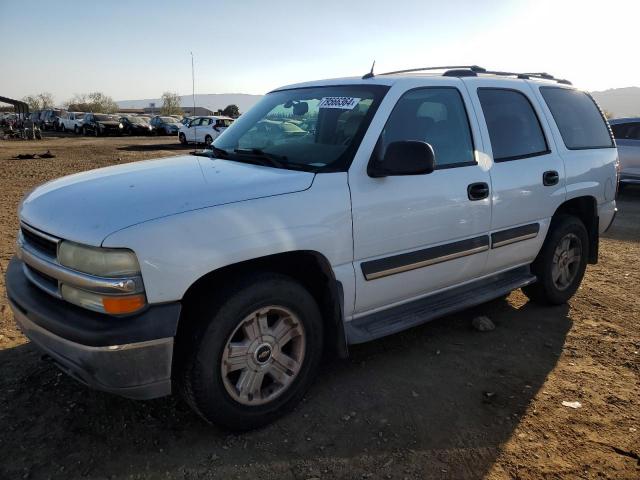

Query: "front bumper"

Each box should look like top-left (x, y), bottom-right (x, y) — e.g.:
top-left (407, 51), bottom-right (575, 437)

top-left (6, 257), bottom-right (181, 399)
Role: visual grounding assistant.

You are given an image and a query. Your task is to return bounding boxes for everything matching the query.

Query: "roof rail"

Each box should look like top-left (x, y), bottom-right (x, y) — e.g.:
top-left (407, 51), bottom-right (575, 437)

top-left (369, 65), bottom-right (486, 78)
top-left (363, 65), bottom-right (572, 85)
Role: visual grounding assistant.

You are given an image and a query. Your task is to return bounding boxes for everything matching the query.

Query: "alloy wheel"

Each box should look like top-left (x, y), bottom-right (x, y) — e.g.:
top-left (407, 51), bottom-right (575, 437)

top-left (551, 233), bottom-right (581, 291)
top-left (220, 305), bottom-right (305, 406)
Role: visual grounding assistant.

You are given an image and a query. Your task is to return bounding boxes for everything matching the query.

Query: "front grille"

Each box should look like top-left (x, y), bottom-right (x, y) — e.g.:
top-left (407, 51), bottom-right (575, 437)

top-left (21, 224), bottom-right (58, 258)
top-left (24, 264), bottom-right (59, 293)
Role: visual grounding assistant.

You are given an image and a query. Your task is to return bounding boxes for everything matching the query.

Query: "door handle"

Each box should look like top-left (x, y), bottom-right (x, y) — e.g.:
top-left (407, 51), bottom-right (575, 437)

top-left (543, 170), bottom-right (559, 186)
top-left (467, 182), bottom-right (489, 201)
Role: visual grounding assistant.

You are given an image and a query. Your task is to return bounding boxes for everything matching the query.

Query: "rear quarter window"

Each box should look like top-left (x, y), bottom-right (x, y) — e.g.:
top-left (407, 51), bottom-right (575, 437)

top-left (540, 87), bottom-right (614, 150)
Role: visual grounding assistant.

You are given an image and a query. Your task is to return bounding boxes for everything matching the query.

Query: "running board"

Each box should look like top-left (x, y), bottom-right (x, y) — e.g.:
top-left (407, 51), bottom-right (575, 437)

top-left (345, 266), bottom-right (536, 344)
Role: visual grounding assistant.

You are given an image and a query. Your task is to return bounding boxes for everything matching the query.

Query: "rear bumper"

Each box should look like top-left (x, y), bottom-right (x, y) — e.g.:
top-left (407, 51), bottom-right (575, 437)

top-left (6, 257), bottom-right (180, 399)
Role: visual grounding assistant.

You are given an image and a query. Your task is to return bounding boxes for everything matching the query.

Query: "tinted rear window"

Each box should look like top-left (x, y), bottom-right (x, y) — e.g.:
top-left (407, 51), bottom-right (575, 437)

top-left (611, 122), bottom-right (640, 140)
top-left (540, 87), bottom-right (613, 150)
top-left (477, 88), bottom-right (548, 161)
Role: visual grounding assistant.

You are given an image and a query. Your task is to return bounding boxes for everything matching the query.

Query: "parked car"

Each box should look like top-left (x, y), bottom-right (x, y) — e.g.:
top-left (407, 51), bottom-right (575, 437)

top-left (178, 115), bottom-right (233, 145)
top-left (119, 115), bottom-right (153, 136)
top-left (150, 116), bottom-right (181, 135)
top-left (39, 109), bottom-right (63, 131)
top-left (6, 67), bottom-right (617, 430)
top-left (59, 112), bottom-right (85, 134)
top-left (82, 113), bottom-right (123, 136)
top-left (609, 118), bottom-right (640, 190)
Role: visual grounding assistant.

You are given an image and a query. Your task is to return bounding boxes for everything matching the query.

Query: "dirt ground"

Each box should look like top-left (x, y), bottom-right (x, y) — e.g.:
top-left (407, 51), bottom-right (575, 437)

top-left (0, 135), bottom-right (638, 480)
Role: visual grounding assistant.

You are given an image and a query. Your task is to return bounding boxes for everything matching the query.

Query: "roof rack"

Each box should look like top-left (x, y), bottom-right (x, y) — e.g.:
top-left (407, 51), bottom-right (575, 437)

top-left (363, 65), bottom-right (572, 85)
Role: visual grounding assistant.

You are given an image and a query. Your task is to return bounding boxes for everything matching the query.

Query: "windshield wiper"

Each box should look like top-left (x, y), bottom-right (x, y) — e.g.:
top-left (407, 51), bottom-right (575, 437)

top-left (233, 148), bottom-right (287, 168)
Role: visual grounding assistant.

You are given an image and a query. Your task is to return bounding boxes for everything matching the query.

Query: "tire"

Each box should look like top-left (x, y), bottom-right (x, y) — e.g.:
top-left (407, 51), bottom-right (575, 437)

top-left (178, 273), bottom-right (324, 430)
top-left (522, 215), bottom-right (589, 305)
top-left (60, 124), bottom-right (65, 133)
top-left (82, 127), bottom-right (87, 136)
top-left (204, 135), bottom-right (213, 146)
top-left (74, 125), bottom-right (79, 135)
top-left (94, 127), bottom-right (99, 137)
top-left (179, 133), bottom-right (187, 145)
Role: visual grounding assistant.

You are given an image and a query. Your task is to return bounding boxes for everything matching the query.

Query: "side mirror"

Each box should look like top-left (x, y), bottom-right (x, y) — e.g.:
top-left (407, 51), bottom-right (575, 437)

top-left (367, 140), bottom-right (435, 178)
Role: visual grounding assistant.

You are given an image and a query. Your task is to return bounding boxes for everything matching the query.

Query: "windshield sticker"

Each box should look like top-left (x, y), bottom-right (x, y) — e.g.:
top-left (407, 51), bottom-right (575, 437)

top-left (318, 97), bottom-right (361, 110)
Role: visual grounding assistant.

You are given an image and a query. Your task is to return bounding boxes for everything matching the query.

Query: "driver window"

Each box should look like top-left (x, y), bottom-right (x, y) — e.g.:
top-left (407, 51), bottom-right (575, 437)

top-left (381, 87), bottom-right (475, 167)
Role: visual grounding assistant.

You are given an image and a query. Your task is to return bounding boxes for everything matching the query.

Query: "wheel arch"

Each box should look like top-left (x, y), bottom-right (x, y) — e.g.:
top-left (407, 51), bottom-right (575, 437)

top-left (552, 195), bottom-right (598, 264)
top-left (177, 250), bottom-right (348, 360)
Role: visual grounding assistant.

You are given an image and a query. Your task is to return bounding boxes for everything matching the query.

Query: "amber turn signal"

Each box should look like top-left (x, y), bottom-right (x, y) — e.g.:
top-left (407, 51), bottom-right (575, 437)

top-left (102, 294), bottom-right (146, 314)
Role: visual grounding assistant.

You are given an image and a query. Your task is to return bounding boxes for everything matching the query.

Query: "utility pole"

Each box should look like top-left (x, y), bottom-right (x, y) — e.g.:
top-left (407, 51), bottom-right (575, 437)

top-left (191, 51), bottom-right (197, 146)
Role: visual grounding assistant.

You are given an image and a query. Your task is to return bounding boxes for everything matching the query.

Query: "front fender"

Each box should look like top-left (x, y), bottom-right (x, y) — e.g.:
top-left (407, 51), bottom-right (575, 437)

top-left (101, 173), bottom-right (353, 304)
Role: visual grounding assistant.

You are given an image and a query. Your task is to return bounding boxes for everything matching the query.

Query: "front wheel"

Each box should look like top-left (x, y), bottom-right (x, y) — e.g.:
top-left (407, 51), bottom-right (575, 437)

top-left (179, 132), bottom-right (187, 145)
top-left (204, 135), bottom-right (213, 146)
top-left (523, 215), bottom-right (588, 305)
top-left (178, 273), bottom-right (323, 430)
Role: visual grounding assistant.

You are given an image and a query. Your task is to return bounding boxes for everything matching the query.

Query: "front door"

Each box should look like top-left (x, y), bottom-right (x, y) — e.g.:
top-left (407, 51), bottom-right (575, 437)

top-left (184, 117), bottom-right (199, 142)
top-left (349, 83), bottom-right (492, 315)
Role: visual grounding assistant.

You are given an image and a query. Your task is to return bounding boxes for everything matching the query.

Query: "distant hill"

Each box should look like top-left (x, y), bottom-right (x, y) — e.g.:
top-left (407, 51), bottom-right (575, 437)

top-left (591, 87), bottom-right (640, 119)
top-left (117, 93), bottom-right (263, 114)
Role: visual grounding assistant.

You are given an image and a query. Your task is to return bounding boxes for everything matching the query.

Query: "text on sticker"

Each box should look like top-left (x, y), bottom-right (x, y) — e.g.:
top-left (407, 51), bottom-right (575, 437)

top-left (318, 97), bottom-right (361, 110)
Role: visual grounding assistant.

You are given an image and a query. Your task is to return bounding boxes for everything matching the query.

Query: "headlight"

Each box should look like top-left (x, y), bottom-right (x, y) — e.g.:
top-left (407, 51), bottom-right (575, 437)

top-left (57, 242), bottom-right (145, 314)
top-left (58, 241), bottom-right (140, 277)
top-left (119, 123), bottom-right (123, 128)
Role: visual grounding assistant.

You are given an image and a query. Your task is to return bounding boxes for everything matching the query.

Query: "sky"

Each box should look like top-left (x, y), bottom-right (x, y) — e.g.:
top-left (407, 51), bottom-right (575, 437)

top-left (0, 0), bottom-right (638, 105)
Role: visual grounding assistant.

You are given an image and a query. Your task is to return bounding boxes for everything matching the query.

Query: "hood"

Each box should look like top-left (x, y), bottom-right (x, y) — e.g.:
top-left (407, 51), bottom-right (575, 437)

top-left (98, 121), bottom-right (121, 127)
top-left (20, 155), bottom-right (315, 246)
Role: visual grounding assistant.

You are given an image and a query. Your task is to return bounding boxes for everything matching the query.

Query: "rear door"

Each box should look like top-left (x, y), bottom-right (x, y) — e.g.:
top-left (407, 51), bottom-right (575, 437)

top-left (463, 78), bottom-right (566, 273)
top-left (349, 81), bottom-right (492, 315)
top-left (196, 118), bottom-right (212, 143)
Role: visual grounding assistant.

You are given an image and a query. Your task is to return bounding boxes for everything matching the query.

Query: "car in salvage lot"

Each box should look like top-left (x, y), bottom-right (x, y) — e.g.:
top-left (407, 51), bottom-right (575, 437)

top-left (178, 115), bottom-right (233, 145)
top-left (82, 113), bottom-right (123, 136)
top-left (5, 66), bottom-right (617, 430)
top-left (119, 115), bottom-right (153, 135)
top-left (59, 111), bottom-right (85, 134)
top-left (150, 115), bottom-right (181, 135)
top-left (609, 117), bottom-right (640, 190)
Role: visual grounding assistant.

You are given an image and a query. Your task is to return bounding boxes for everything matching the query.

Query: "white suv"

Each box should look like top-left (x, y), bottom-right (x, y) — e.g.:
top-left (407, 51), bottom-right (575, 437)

top-left (59, 111), bottom-right (85, 134)
top-left (6, 66), bottom-right (617, 430)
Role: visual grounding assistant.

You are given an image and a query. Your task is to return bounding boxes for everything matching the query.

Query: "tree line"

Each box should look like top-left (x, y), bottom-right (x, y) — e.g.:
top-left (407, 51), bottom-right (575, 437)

top-left (21, 91), bottom-right (241, 118)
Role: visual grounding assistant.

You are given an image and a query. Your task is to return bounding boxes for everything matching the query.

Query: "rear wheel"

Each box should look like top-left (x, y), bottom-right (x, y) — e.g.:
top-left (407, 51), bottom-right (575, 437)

top-left (523, 215), bottom-right (588, 305)
top-left (60, 124), bottom-right (65, 132)
top-left (74, 125), bottom-right (79, 134)
top-left (179, 273), bottom-right (323, 430)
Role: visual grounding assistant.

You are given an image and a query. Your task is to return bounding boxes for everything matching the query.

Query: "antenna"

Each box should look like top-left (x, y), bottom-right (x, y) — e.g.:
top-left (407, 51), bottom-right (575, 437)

top-left (362, 60), bottom-right (376, 79)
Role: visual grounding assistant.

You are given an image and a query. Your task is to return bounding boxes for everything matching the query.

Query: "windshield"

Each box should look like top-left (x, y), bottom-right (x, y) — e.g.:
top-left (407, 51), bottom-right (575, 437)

top-left (161, 116), bottom-right (179, 123)
top-left (128, 116), bottom-right (146, 124)
top-left (213, 85), bottom-right (388, 172)
top-left (95, 114), bottom-right (118, 121)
